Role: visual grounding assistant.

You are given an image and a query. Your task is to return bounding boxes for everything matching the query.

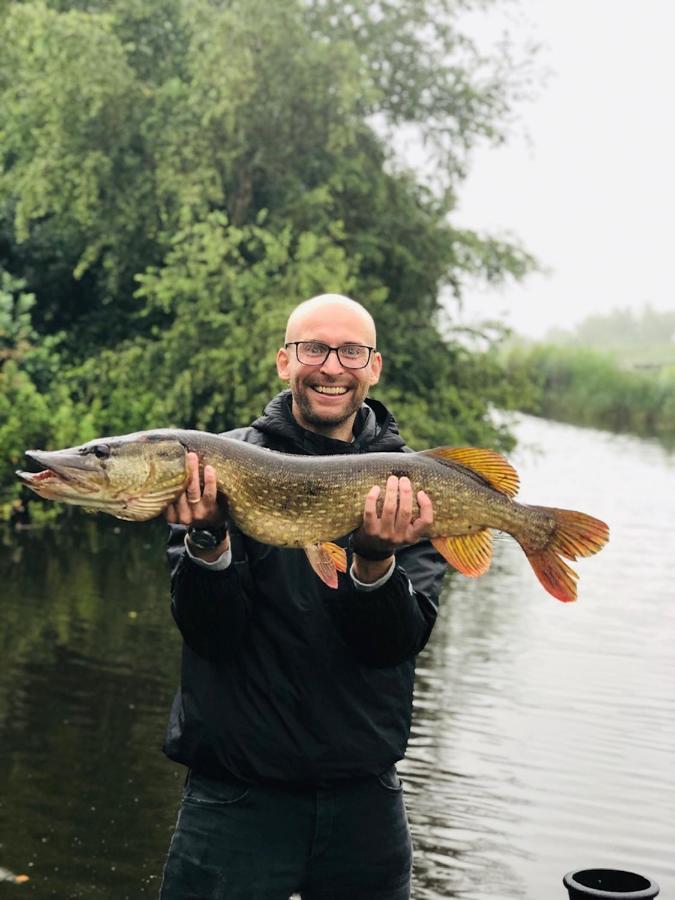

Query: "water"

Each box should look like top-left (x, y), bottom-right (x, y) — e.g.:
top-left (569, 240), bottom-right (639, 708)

top-left (403, 416), bottom-right (675, 898)
top-left (1, 415), bottom-right (673, 898)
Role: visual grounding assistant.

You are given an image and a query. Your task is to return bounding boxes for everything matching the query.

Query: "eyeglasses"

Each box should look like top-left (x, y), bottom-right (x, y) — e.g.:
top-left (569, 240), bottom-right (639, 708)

top-left (285, 341), bottom-right (375, 369)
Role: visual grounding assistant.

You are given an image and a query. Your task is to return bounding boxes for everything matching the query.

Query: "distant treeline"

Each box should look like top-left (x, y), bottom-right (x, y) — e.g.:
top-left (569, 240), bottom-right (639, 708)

top-left (545, 305), bottom-right (675, 369)
top-left (0, 0), bottom-right (536, 521)
top-left (505, 342), bottom-right (675, 443)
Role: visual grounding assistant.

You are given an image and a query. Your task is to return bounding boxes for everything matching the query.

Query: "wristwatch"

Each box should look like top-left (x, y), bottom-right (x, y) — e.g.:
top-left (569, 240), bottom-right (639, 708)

top-left (348, 532), bottom-right (395, 561)
top-left (187, 523), bottom-right (229, 550)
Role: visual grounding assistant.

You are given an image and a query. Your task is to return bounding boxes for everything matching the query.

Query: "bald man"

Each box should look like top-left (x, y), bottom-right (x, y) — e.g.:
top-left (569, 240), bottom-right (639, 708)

top-left (160, 294), bottom-right (447, 899)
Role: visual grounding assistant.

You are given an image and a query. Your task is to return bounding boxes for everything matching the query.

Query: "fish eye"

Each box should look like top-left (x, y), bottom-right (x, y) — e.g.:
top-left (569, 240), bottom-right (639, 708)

top-left (92, 444), bottom-right (111, 460)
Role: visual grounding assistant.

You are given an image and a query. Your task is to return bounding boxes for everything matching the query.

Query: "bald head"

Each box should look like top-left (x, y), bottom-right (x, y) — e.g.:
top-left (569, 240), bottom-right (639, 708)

top-left (284, 294), bottom-right (376, 346)
top-left (277, 293), bottom-right (382, 441)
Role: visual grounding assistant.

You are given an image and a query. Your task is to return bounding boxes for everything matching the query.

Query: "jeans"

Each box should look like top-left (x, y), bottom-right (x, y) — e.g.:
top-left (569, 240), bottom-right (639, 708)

top-left (159, 767), bottom-right (412, 899)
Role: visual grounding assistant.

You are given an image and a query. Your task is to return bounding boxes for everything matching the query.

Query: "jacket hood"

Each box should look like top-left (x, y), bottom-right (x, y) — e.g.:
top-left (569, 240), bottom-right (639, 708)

top-left (250, 390), bottom-right (406, 455)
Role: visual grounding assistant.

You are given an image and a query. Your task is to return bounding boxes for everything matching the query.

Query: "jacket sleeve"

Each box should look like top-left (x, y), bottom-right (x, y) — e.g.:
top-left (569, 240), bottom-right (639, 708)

top-left (167, 524), bottom-right (252, 664)
top-left (325, 539), bottom-right (447, 668)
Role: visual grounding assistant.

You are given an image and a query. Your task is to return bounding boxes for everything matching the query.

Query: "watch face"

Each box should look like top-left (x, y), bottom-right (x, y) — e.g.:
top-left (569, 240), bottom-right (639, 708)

top-left (188, 528), bottom-right (219, 549)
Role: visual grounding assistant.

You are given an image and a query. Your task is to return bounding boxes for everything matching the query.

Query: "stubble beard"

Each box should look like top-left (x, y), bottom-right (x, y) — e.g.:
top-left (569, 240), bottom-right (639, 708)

top-left (294, 383), bottom-right (367, 434)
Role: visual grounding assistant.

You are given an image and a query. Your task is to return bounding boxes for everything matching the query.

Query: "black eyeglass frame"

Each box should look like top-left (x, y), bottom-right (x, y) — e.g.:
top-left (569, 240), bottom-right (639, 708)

top-left (284, 341), bottom-right (376, 369)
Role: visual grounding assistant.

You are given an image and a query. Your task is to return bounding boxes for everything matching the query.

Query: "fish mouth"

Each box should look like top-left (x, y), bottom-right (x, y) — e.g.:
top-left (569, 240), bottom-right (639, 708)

top-left (16, 467), bottom-right (62, 487)
top-left (16, 449), bottom-right (102, 497)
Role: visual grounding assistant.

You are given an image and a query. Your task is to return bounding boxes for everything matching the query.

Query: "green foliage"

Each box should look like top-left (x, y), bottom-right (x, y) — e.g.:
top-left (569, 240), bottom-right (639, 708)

top-left (0, 3), bottom-right (158, 342)
top-left (0, 0), bottom-right (538, 520)
top-left (0, 270), bottom-right (89, 515)
top-left (504, 342), bottom-right (675, 444)
top-left (301, 0), bottom-right (523, 182)
top-left (68, 212), bottom-right (357, 433)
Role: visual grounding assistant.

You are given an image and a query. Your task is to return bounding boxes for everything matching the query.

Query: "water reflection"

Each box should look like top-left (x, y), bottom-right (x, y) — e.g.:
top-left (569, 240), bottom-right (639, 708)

top-left (1, 417), bottom-right (674, 898)
top-left (0, 520), bottom-right (183, 897)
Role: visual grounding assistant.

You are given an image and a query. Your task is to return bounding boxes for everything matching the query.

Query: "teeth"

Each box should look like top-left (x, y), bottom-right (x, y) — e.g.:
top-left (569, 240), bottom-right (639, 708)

top-left (314, 386), bottom-right (348, 395)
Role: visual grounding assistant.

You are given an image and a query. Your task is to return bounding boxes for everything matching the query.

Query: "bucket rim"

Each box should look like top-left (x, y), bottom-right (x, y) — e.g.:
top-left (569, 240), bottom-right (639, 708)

top-left (563, 869), bottom-right (659, 899)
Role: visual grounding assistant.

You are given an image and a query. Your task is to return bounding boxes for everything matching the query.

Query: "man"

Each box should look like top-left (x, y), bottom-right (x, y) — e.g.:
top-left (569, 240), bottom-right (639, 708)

top-left (159, 294), bottom-right (447, 899)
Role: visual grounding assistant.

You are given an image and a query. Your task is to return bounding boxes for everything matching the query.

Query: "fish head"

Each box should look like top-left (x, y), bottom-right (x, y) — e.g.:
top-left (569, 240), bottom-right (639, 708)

top-left (16, 432), bottom-right (190, 521)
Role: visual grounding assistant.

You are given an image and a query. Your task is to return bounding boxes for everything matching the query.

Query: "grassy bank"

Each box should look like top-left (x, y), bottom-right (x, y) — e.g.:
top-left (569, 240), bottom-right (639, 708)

top-left (505, 343), bottom-right (675, 444)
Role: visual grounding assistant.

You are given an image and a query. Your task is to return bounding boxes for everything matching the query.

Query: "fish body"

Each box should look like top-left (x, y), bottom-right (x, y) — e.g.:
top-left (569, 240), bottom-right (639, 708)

top-left (17, 429), bottom-right (609, 602)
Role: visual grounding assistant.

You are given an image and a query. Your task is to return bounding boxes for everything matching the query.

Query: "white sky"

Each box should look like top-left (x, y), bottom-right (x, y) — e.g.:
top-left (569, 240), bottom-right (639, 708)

top-left (448, 0), bottom-right (675, 338)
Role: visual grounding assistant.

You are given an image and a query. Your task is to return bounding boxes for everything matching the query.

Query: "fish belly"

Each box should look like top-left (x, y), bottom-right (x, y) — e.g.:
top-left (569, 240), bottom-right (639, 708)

top-left (229, 494), bottom-right (363, 548)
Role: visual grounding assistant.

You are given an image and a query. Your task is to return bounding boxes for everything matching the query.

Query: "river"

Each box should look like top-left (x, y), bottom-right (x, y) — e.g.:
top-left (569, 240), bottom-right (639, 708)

top-left (1, 415), bottom-right (673, 898)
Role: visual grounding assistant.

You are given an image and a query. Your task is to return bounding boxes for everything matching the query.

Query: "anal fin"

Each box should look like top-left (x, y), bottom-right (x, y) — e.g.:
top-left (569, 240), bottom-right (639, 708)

top-left (432, 530), bottom-right (493, 577)
top-left (304, 542), bottom-right (347, 589)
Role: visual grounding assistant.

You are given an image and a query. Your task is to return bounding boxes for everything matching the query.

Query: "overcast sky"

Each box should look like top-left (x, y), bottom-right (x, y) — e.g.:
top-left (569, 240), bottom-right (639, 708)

top-left (449, 0), bottom-right (675, 338)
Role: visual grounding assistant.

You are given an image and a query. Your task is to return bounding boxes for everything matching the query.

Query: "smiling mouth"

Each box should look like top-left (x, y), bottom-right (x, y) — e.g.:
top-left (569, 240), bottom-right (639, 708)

top-left (312, 385), bottom-right (349, 396)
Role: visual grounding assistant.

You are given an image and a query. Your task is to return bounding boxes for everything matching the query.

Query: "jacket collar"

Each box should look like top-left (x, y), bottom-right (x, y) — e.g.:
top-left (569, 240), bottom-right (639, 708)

top-left (250, 390), bottom-right (406, 455)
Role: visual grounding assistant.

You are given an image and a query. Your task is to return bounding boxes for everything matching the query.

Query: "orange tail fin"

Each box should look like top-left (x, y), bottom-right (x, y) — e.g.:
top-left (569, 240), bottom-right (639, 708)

top-left (522, 507), bottom-right (609, 603)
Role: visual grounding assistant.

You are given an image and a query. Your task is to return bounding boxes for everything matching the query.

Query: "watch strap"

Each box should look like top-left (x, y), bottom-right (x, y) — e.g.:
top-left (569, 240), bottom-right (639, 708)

top-left (348, 532), bottom-right (395, 561)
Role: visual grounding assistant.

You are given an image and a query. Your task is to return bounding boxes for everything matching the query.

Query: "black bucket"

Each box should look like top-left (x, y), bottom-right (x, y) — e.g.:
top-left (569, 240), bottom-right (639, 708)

top-left (563, 869), bottom-right (660, 899)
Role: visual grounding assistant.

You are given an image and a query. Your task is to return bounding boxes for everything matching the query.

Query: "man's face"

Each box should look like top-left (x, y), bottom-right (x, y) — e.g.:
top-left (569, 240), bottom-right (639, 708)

top-left (276, 303), bottom-right (382, 438)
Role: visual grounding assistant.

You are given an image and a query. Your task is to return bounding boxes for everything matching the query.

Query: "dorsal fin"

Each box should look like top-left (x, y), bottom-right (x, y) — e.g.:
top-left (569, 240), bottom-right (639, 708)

top-left (432, 530), bottom-right (493, 577)
top-left (419, 447), bottom-right (519, 498)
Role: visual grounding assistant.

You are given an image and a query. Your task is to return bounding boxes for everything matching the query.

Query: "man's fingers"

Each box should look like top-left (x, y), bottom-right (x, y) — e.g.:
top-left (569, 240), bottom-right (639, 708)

top-left (378, 476), bottom-right (401, 539)
top-left (164, 503), bottom-right (177, 523)
top-left (362, 485), bottom-right (381, 526)
top-left (416, 490), bottom-right (433, 525)
top-left (405, 491), bottom-right (434, 542)
top-left (174, 493), bottom-right (193, 523)
top-left (397, 476), bottom-right (413, 524)
top-left (201, 465), bottom-right (218, 505)
top-left (186, 452), bottom-right (201, 504)
top-left (380, 475), bottom-right (399, 523)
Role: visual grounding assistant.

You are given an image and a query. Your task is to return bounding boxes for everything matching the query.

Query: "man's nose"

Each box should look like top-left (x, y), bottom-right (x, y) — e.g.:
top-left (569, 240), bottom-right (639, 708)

top-left (319, 348), bottom-right (345, 375)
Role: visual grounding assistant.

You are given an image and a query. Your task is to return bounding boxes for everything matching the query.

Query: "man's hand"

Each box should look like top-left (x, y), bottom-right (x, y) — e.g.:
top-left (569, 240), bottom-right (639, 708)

top-left (351, 475), bottom-right (433, 583)
top-left (164, 453), bottom-right (230, 559)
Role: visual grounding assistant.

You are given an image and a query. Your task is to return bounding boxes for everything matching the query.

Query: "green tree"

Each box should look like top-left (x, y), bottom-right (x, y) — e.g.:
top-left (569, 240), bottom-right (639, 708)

top-left (0, 0), bottom-right (537, 516)
top-left (0, 270), bottom-right (95, 514)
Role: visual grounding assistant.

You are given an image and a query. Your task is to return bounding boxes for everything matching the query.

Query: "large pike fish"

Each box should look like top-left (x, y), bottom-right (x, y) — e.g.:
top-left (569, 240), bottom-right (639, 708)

top-left (16, 430), bottom-right (609, 602)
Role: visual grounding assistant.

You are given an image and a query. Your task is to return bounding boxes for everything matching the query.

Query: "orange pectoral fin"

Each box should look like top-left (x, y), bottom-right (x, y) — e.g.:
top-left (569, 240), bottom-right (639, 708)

top-left (304, 542), bottom-right (347, 589)
top-left (431, 530), bottom-right (493, 577)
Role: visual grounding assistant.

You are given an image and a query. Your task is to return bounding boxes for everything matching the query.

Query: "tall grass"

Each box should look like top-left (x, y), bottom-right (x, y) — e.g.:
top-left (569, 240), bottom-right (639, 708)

top-left (505, 344), bottom-right (675, 443)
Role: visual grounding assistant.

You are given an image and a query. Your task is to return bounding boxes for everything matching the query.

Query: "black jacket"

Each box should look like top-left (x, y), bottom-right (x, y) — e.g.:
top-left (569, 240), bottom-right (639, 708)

top-left (163, 391), bottom-right (447, 784)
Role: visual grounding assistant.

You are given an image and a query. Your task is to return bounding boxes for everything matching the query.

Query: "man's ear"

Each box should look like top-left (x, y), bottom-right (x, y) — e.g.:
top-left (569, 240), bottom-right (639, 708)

top-left (368, 351), bottom-right (382, 387)
top-left (276, 346), bottom-right (291, 382)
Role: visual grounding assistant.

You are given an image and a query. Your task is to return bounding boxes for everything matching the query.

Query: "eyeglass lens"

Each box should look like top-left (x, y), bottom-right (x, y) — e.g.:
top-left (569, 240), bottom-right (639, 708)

top-left (295, 342), bottom-right (371, 368)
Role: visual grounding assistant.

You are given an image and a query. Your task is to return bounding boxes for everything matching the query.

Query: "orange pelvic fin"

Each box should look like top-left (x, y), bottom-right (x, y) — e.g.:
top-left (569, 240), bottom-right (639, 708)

top-left (432, 529), bottom-right (493, 576)
top-left (523, 507), bottom-right (610, 602)
top-left (420, 446), bottom-right (519, 497)
top-left (304, 542), bottom-right (347, 589)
